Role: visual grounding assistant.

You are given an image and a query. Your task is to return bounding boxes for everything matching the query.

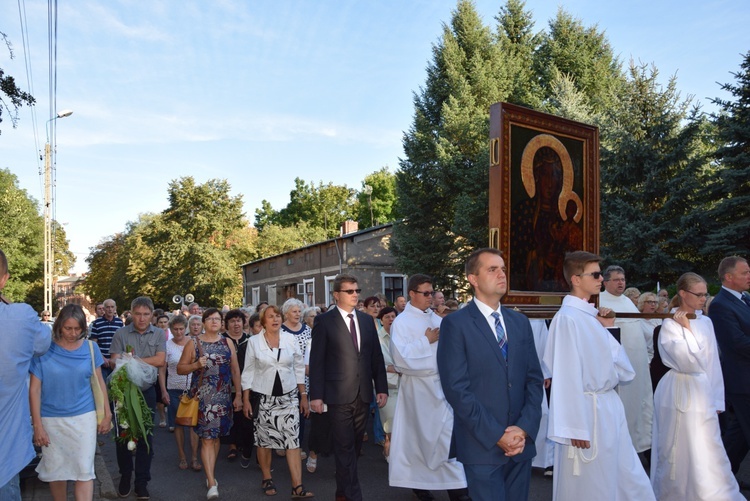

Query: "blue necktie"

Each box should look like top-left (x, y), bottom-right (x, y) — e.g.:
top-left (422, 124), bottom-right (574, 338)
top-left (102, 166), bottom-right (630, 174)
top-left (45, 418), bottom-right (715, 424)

top-left (491, 312), bottom-right (508, 360)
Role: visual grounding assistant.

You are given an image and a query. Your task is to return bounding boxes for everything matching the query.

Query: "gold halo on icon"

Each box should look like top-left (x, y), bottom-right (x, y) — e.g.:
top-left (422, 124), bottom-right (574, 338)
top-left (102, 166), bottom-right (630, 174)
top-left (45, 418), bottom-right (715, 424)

top-left (520, 134), bottom-right (582, 223)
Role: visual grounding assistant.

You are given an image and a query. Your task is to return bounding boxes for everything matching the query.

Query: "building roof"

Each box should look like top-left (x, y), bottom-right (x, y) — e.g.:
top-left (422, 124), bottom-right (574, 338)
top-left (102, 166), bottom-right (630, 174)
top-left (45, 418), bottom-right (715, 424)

top-left (239, 222), bottom-right (393, 268)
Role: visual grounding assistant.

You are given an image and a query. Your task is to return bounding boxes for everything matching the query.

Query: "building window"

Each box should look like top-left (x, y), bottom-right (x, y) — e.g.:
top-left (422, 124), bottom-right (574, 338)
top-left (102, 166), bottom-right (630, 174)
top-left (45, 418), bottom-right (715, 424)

top-left (269, 261), bottom-right (276, 270)
top-left (326, 245), bottom-right (336, 257)
top-left (303, 278), bottom-right (315, 306)
top-left (251, 287), bottom-right (260, 306)
top-left (305, 251), bottom-right (314, 262)
top-left (324, 275), bottom-right (337, 307)
top-left (382, 274), bottom-right (407, 304)
top-left (287, 257), bottom-right (294, 266)
top-left (267, 284), bottom-right (277, 306)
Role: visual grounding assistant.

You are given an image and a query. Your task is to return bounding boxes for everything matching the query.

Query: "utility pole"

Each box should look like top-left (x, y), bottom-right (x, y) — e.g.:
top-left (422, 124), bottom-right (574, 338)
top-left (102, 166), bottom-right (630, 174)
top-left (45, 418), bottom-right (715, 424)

top-left (44, 110), bottom-right (73, 314)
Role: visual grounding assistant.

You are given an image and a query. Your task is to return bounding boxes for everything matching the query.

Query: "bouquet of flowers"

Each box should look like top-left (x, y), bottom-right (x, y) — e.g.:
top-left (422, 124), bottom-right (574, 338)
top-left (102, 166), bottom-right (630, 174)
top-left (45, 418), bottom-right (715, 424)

top-left (108, 346), bottom-right (154, 451)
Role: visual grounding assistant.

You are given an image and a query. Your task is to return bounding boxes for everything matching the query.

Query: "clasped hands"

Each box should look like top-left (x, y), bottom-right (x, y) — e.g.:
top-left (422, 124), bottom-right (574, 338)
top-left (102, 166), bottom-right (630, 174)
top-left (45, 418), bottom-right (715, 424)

top-left (497, 425), bottom-right (527, 457)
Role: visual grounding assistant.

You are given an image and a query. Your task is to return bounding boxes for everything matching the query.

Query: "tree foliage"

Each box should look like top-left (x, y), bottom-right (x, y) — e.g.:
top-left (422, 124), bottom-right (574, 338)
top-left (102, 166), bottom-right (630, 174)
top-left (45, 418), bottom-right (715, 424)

top-left (255, 178), bottom-right (355, 239)
top-left (0, 168), bottom-right (73, 308)
top-left (0, 32), bottom-right (35, 134)
top-left (394, 0), bottom-right (514, 286)
top-left (704, 51), bottom-right (750, 257)
top-left (599, 62), bottom-right (714, 285)
top-left (83, 177), bottom-right (254, 308)
top-left (354, 167), bottom-right (397, 228)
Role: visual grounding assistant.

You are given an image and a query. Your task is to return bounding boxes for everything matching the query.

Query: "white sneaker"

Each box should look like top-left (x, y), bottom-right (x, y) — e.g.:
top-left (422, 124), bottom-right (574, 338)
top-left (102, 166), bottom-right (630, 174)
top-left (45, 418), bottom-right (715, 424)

top-left (207, 480), bottom-right (219, 499)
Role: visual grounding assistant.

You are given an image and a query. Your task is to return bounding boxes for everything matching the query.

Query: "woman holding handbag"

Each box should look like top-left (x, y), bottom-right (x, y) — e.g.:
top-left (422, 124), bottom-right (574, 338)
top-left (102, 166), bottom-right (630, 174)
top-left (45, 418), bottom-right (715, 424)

top-left (178, 308), bottom-right (243, 500)
top-left (159, 315), bottom-right (202, 471)
top-left (29, 304), bottom-right (112, 501)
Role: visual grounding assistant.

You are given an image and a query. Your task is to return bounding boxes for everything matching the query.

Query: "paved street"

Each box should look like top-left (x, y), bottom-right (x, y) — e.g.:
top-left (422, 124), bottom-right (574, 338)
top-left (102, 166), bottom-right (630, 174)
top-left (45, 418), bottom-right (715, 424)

top-left (22, 415), bottom-right (750, 500)
top-left (97, 418), bottom-right (554, 501)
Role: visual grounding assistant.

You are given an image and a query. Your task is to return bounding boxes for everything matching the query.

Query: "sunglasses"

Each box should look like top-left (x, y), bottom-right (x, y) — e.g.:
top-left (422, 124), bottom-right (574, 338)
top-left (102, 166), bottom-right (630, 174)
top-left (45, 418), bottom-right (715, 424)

top-left (411, 290), bottom-right (435, 297)
top-left (577, 271), bottom-right (603, 279)
top-left (338, 289), bottom-right (362, 295)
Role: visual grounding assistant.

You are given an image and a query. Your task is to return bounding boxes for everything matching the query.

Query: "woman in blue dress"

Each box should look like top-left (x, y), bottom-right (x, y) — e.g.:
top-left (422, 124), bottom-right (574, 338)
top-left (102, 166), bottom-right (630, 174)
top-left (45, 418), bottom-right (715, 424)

top-left (178, 308), bottom-right (242, 500)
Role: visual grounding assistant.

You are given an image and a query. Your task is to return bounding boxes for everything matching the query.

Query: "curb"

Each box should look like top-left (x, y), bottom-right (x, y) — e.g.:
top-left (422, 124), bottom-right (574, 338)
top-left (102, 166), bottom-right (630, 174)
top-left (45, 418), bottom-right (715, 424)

top-left (95, 445), bottom-right (117, 499)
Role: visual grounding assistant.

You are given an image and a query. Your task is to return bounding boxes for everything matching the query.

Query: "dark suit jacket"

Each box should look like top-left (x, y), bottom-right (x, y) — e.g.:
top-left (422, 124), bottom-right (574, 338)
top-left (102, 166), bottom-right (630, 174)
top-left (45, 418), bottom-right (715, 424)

top-left (709, 288), bottom-right (750, 395)
top-left (437, 300), bottom-right (543, 465)
top-left (308, 307), bottom-right (388, 405)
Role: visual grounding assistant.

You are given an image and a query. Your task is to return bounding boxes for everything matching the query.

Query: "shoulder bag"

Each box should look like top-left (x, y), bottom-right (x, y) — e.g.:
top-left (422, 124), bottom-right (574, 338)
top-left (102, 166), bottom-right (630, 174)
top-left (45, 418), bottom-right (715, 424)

top-left (175, 338), bottom-right (205, 427)
top-left (88, 341), bottom-right (111, 429)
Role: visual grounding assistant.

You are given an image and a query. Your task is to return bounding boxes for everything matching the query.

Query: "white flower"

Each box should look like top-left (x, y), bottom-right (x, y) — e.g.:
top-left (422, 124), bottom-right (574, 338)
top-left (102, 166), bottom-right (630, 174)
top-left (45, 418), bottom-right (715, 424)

top-left (115, 401), bottom-right (123, 410)
top-left (120, 421), bottom-right (129, 430)
top-left (127, 440), bottom-right (137, 451)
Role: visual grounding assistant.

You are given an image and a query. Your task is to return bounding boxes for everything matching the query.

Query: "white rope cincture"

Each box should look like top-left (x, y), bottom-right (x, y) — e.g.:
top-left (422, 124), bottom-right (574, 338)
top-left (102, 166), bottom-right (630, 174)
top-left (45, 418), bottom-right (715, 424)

top-left (569, 391), bottom-right (599, 476)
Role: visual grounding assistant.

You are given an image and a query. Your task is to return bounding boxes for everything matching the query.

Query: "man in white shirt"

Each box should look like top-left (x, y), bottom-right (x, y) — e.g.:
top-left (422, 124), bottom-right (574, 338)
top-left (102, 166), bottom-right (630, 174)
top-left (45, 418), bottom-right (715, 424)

top-left (389, 274), bottom-right (468, 501)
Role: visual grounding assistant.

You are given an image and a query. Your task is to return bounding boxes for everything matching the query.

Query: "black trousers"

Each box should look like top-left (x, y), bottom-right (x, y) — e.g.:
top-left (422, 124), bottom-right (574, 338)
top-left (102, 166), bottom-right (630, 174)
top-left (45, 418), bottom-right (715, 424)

top-left (723, 392), bottom-right (750, 473)
top-left (116, 385), bottom-right (156, 487)
top-left (329, 395), bottom-right (368, 501)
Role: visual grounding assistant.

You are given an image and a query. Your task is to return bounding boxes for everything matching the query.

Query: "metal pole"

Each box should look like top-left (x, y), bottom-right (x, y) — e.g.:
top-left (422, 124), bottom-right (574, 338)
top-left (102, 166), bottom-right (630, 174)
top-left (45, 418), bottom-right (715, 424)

top-left (44, 142), bottom-right (52, 313)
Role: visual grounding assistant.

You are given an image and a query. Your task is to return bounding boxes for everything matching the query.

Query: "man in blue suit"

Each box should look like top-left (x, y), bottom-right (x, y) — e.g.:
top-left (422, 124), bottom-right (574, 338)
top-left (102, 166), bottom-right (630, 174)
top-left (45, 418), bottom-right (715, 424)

top-left (437, 248), bottom-right (543, 501)
top-left (709, 256), bottom-right (750, 474)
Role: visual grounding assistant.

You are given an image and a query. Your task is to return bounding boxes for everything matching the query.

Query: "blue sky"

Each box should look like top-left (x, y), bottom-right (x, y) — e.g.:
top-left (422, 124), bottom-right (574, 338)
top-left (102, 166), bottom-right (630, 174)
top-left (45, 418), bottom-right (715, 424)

top-left (1, 0), bottom-right (747, 274)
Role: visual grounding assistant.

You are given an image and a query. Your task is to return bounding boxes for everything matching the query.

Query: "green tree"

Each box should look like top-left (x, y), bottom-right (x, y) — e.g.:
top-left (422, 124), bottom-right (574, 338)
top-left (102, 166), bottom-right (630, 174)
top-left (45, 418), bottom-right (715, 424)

top-left (704, 51), bottom-right (750, 256)
top-left (495, 0), bottom-right (541, 108)
top-left (1, 32), bottom-right (35, 134)
top-left (254, 222), bottom-right (328, 259)
top-left (534, 9), bottom-right (624, 115)
top-left (84, 177), bottom-right (255, 308)
top-left (394, 0), bottom-right (511, 286)
top-left (0, 168), bottom-right (42, 301)
top-left (256, 178), bottom-right (356, 238)
top-left (355, 167), bottom-right (397, 228)
top-left (599, 62), bottom-right (713, 285)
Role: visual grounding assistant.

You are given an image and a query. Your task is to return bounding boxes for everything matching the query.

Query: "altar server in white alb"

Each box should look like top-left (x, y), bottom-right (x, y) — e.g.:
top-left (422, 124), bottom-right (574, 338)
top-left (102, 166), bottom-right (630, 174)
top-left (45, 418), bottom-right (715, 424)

top-left (389, 274), bottom-right (469, 501)
top-left (599, 265), bottom-right (654, 456)
top-left (530, 320), bottom-right (553, 471)
top-left (651, 272), bottom-right (742, 500)
top-left (543, 251), bottom-right (655, 501)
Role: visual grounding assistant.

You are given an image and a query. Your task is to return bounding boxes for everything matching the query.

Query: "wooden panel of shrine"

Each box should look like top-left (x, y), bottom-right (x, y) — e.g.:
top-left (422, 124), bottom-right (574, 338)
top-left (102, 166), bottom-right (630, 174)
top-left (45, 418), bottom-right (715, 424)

top-left (489, 102), bottom-right (600, 314)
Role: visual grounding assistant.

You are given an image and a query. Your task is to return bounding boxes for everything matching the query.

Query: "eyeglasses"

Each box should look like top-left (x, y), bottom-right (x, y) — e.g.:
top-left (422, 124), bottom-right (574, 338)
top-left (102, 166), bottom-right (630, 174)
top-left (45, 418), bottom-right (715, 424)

top-left (644, 300), bottom-right (658, 305)
top-left (338, 289), bottom-right (362, 295)
top-left (411, 290), bottom-right (435, 297)
top-left (606, 278), bottom-right (626, 282)
top-left (576, 271), bottom-right (603, 279)
top-left (684, 290), bottom-right (709, 299)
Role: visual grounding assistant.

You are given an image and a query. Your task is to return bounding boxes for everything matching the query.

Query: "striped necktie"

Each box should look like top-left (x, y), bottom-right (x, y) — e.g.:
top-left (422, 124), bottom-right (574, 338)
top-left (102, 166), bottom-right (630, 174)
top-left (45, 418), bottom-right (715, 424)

top-left (491, 312), bottom-right (508, 360)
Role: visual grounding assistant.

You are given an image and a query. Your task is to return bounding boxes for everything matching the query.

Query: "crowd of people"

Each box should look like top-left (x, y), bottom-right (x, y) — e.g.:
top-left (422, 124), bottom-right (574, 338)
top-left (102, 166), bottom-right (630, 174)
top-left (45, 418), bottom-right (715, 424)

top-left (3, 244), bottom-right (750, 501)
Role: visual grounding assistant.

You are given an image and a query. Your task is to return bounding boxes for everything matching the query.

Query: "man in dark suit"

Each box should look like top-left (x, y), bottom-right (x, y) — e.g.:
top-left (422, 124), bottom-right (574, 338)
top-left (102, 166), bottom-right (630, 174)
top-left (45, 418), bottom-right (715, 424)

top-left (709, 256), bottom-right (750, 473)
top-left (309, 273), bottom-right (388, 501)
top-left (437, 248), bottom-right (543, 501)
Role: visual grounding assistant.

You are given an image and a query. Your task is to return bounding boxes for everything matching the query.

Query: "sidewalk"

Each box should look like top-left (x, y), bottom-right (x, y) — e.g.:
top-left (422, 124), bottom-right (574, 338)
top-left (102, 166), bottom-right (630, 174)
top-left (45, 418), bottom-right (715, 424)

top-left (20, 445), bottom-right (116, 500)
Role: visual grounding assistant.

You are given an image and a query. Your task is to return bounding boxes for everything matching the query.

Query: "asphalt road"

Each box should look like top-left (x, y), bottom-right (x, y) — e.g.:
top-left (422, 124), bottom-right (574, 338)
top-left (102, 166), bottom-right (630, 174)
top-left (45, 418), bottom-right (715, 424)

top-left (100, 417), bottom-right (555, 501)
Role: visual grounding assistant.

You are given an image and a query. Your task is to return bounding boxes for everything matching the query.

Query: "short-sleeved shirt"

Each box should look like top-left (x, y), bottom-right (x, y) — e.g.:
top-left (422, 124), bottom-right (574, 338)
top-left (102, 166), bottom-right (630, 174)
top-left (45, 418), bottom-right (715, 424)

top-left (109, 323), bottom-right (166, 360)
top-left (0, 302), bottom-right (51, 486)
top-left (30, 341), bottom-right (104, 418)
top-left (89, 315), bottom-right (124, 358)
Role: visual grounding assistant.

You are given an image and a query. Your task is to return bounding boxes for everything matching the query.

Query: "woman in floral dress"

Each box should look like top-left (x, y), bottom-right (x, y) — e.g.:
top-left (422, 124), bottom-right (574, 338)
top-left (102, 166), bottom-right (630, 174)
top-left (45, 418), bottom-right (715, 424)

top-left (178, 308), bottom-right (242, 500)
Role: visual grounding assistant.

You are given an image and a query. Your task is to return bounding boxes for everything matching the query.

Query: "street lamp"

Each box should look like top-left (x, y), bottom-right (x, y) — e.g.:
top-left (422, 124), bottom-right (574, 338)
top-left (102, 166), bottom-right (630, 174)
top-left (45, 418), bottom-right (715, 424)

top-left (44, 109), bottom-right (73, 314)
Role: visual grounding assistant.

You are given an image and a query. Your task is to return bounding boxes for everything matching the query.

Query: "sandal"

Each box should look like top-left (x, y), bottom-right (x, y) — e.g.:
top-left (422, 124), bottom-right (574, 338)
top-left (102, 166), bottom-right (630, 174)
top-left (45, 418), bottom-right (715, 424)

top-left (262, 478), bottom-right (277, 496)
top-left (178, 459), bottom-right (188, 470)
top-left (227, 449), bottom-right (238, 461)
top-left (191, 459), bottom-right (203, 471)
top-left (306, 455), bottom-right (317, 473)
top-left (291, 484), bottom-right (314, 498)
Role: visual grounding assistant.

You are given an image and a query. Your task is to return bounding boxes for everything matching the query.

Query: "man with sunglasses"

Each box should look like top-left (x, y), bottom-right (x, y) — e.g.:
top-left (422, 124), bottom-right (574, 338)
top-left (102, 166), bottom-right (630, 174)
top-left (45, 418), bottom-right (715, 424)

top-left (543, 252), bottom-right (655, 501)
top-left (599, 265), bottom-right (654, 462)
top-left (308, 273), bottom-right (388, 501)
top-left (389, 274), bottom-right (469, 501)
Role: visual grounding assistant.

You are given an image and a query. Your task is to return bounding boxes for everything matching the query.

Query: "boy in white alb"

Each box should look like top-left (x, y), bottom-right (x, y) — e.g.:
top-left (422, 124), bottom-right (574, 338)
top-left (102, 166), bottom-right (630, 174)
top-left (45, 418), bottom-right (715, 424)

top-left (542, 251), bottom-right (655, 500)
